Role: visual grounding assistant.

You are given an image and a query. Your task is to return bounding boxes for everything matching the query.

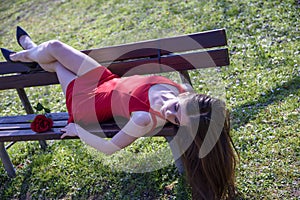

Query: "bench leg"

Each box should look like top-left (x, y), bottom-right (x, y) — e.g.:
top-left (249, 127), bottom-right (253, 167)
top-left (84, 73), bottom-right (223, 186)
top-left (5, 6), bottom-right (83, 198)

top-left (165, 136), bottom-right (185, 174)
top-left (0, 142), bottom-right (16, 178)
top-left (39, 140), bottom-right (47, 150)
top-left (16, 88), bottom-right (48, 150)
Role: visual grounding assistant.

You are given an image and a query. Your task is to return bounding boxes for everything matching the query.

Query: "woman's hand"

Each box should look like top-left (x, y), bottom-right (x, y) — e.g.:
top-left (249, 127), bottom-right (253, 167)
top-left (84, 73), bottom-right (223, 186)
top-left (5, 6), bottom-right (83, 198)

top-left (60, 123), bottom-right (79, 138)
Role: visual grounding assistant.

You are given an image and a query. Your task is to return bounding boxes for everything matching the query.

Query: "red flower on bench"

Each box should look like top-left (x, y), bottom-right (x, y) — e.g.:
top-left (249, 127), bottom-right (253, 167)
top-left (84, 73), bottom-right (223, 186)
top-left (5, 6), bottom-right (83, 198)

top-left (31, 114), bottom-right (53, 133)
top-left (30, 103), bottom-right (53, 133)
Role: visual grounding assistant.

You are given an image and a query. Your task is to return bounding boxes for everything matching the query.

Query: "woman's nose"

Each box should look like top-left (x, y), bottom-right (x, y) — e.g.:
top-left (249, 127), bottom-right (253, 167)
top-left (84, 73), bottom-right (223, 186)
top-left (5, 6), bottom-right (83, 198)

top-left (166, 110), bottom-right (175, 117)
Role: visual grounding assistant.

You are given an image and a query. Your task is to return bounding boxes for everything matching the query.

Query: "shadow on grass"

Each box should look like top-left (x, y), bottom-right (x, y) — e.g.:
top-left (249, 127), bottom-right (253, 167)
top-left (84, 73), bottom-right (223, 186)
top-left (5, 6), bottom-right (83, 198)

top-left (0, 141), bottom-right (189, 199)
top-left (18, 163), bottom-right (33, 199)
top-left (231, 75), bottom-right (300, 129)
top-left (229, 75), bottom-right (299, 199)
top-left (0, 146), bottom-right (54, 199)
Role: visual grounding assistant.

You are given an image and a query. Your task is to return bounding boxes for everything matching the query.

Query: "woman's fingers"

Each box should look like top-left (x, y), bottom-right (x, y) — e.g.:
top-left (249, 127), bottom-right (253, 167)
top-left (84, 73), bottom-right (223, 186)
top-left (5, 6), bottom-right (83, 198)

top-left (60, 127), bottom-right (70, 139)
top-left (60, 123), bottom-right (78, 139)
top-left (61, 133), bottom-right (68, 139)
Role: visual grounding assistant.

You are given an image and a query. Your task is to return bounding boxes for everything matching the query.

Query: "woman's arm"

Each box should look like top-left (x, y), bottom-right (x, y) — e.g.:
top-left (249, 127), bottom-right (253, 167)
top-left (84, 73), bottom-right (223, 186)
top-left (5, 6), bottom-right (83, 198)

top-left (60, 112), bottom-right (154, 155)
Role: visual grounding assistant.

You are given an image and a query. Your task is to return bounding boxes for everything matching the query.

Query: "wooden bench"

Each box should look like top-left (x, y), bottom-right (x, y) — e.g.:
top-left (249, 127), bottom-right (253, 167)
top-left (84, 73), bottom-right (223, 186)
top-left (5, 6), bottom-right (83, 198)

top-left (0, 29), bottom-right (229, 178)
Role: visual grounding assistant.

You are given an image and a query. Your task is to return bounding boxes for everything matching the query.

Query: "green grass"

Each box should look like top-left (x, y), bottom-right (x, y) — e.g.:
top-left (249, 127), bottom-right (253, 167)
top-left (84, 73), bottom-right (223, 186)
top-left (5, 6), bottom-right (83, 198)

top-left (0, 0), bottom-right (299, 199)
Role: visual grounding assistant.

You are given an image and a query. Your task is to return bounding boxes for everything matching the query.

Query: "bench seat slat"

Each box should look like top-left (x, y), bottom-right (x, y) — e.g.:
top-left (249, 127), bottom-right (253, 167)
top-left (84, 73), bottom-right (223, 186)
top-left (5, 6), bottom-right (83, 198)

top-left (0, 112), bottom-right (127, 127)
top-left (0, 122), bottom-right (129, 130)
top-left (0, 111), bottom-right (177, 142)
top-left (0, 112), bottom-right (69, 124)
top-left (0, 121), bottom-right (67, 130)
top-left (0, 128), bottom-right (77, 142)
top-left (0, 121), bottom-right (126, 129)
top-left (0, 125), bottom-right (176, 142)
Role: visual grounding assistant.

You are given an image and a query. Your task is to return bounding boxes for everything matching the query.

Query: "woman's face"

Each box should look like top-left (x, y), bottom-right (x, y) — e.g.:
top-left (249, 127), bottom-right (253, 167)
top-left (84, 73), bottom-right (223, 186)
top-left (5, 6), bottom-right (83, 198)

top-left (160, 98), bottom-right (189, 126)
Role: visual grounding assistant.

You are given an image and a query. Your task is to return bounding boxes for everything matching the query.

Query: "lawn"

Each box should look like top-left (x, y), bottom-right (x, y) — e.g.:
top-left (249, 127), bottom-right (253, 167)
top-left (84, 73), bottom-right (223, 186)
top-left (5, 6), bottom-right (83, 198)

top-left (0, 0), bottom-right (299, 199)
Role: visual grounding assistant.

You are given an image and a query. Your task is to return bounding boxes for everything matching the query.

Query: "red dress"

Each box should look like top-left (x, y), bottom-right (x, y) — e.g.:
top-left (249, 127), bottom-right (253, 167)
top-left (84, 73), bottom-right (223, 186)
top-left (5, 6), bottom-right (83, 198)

top-left (66, 66), bottom-right (185, 125)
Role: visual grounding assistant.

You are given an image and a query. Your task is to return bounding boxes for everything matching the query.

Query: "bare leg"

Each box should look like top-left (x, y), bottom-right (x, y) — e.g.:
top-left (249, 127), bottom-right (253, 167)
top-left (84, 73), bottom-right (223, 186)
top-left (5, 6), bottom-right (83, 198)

top-left (16, 37), bottom-right (78, 95)
top-left (55, 62), bottom-right (77, 95)
top-left (10, 40), bottom-right (100, 77)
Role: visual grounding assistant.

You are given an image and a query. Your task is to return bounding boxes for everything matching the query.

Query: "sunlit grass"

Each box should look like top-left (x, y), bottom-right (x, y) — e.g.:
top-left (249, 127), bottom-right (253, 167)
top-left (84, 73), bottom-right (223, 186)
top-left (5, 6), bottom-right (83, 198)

top-left (0, 0), bottom-right (299, 199)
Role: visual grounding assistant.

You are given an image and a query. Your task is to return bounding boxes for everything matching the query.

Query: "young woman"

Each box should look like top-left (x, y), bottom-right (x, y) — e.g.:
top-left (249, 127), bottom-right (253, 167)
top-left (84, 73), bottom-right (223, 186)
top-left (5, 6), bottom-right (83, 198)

top-left (1, 27), bottom-right (237, 199)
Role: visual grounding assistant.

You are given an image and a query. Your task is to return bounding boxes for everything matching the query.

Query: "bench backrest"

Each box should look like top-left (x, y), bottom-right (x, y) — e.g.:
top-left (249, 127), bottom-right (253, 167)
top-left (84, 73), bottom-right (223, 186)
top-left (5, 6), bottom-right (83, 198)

top-left (0, 29), bottom-right (229, 90)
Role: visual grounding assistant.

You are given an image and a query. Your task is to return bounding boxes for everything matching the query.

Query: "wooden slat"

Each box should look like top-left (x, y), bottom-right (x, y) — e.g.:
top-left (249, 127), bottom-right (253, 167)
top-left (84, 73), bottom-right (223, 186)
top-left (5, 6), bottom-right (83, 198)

top-left (160, 48), bottom-right (229, 70)
top-left (0, 121), bottom-right (125, 130)
top-left (0, 72), bottom-right (59, 90)
top-left (105, 48), bottom-right (229, 76)
top-left (0, 121), bottom-right (67, 130)
top-left (0, 111), bottom-right (177, 141)
top-left (0, 29), bottom-right (227, 76)
top-left (0, 124), bottom-right (177, 142)
top-left (0, 111), bottom-right (177, 142)
top-left (0, 129), bottom-right (74, 142)
top-left (0, 112), bottom-right (69, 124)
top-left (0, 62), bottom-right (42, 75)
top-left (0, 48), bottom-right (228, 90)
top-left (82, 29), bottom-right (227, 63)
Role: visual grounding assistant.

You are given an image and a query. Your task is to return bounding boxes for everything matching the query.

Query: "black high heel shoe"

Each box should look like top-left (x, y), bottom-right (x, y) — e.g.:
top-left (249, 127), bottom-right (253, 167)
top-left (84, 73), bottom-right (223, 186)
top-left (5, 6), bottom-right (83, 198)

top-left (1, 48), bottom-right (15, 62)
top-left (16, 26), bottom-right (32, 50)
top-left (1, 48), bottom-right (38, 68)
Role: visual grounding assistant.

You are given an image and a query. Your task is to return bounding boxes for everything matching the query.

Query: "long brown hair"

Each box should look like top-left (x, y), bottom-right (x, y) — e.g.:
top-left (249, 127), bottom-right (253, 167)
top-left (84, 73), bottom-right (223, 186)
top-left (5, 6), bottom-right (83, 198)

top-left (179, 94), bottom-right (237, 199)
